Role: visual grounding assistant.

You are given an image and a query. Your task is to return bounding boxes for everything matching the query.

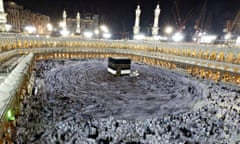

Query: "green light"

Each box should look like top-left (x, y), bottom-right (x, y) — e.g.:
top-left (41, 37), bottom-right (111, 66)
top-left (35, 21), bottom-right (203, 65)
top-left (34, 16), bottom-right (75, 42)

top-left (7, 109), bottom-right (15, 121)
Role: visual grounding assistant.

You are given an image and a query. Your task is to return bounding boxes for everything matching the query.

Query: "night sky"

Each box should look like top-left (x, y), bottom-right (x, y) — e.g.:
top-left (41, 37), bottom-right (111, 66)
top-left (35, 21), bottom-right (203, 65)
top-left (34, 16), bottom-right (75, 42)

top-left (10, 0), bottom-right (240, 36)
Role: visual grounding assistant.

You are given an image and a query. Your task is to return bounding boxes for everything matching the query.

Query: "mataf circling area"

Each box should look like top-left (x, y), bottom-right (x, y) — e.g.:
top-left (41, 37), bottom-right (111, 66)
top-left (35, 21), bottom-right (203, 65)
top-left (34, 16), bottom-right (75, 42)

top-left (14, 59), bottom-right (240, 143)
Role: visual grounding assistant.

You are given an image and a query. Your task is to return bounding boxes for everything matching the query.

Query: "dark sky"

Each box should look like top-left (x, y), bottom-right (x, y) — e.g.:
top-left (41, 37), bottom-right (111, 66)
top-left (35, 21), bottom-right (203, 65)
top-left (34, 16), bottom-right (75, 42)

top-left (10, 0), bottom-right (240, 35)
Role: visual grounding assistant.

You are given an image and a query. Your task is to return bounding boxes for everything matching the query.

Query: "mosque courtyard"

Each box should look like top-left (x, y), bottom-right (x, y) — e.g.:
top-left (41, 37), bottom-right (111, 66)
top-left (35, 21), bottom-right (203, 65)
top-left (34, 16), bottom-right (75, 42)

top-left (14, 59), bottom-right (240, 144)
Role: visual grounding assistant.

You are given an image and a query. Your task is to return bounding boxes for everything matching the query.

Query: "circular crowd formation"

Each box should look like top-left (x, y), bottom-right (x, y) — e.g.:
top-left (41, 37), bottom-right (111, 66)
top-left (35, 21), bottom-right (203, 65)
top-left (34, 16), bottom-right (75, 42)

top-left (14, 59), bottom-right (240, 144)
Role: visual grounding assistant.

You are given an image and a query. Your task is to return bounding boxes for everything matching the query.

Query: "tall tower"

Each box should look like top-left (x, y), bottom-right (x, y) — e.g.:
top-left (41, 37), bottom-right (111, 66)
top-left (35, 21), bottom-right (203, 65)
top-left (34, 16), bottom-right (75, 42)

top-left (0, 0), bottom-right (7, 31)
top-left (152, 4), bottom-right (161, 36)
top-left (62, 10), bottom-right (67, 30)
top-left (76, 12), bottom-right (81, 34)
top-left (133, 5), bottom-right (141, 36)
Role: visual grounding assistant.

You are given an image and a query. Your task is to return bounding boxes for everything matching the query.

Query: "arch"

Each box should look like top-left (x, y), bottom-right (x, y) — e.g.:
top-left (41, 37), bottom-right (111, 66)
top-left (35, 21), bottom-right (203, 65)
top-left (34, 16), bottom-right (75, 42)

top-left (216, 52), bottom-right (225, 61)
top-left (209, 51), bottom-right (217, 60)
top-left (235, 53), bottom-right (240, 64)
top-left (191, 50), bottom-right (196, 57)
top-left (225, 52), bottom-right (234, 63)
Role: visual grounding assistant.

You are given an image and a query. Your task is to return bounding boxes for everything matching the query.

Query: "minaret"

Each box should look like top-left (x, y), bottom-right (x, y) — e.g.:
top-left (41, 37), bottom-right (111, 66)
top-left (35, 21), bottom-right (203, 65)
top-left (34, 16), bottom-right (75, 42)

top-left (152, 4), bottom-right (161, 36)
top-left (76, 12), bottom-right (81, 34)
top-left (133, 5), bottom-right (141, 36)
top-left (0, 0), bottom-right (7, 31)
top-left (62, 10), bottom-right (67, 30)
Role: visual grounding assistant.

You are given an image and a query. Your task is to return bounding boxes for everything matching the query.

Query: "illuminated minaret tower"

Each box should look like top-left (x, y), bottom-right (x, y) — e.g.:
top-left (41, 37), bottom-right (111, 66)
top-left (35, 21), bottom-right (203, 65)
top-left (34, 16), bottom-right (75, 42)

top-left (62, 10), bottom-right (67, 30)
top-left (152, 4), bottom-right (161, 36)
top-left (76, 12), bottom-right (81, 34)
top-left (133, 5), bottom-right (141, 36)
top-left (0, 0), bottom-right (7, 31)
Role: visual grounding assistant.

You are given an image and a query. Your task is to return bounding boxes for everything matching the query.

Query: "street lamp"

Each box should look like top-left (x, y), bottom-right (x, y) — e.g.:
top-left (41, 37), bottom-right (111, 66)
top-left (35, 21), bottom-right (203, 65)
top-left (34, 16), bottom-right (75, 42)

top-left (24, 25), bottom-right (36, 34)
top-left (5, 24), bottom-right (12, 32)
top-left (59, 21), bottom-right (65, 28)
top-left (83, 31), bottom-right (93, 39)
top-left (94, 29), bottom-right (100, 38)
top-left (133, 34), bottom-right (145, 40)
top-left (100, 25), bottom-right (109, 33)
top-left (172, 32), bottom-right (184, 42)
top-left (60, 29), bottom-right (70, 37)
top-left (94, 29), bottom-right (100, 35)
top-left (103, 33), bottom-right (112, 39)
top-left (47, 23), bottom-right (53, 31)
top-left (165, 26), bottom-right (173, 35)
top-left (224, 32), bottom-right (232, 40)
top-left (165, 26), bottom-right (173, 41)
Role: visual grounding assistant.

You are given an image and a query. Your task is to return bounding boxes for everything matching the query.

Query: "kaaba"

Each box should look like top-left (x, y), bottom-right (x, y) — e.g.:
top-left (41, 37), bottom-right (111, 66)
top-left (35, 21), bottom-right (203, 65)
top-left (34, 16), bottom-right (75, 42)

top-left (107, 57), bottom-right (131, 76)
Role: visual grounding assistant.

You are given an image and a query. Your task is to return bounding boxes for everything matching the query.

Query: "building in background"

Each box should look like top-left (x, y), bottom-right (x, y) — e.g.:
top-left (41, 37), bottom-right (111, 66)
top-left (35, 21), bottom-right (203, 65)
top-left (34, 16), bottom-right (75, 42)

top-left (0, 0), bottom-right (8, 31)
top-left (4, 1), bottom-right (50, 34)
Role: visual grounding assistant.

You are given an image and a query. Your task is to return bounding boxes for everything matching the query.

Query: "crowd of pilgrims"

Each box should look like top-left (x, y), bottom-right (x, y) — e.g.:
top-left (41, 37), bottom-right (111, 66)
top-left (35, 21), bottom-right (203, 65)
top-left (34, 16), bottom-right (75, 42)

top-left (13, 59), bottom-right (240, 144)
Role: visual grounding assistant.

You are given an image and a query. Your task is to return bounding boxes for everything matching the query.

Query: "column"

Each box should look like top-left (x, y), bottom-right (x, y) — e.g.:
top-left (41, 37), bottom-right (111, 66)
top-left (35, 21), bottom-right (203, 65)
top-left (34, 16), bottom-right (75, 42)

top-left (62, 10), bottom-right (67, 30)
top-left (133, 5), bottom-right (141, 36)
top-left (76, 12), bottom-right (80, 34)
top-left (152, 4), bottom-right (161, 36)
